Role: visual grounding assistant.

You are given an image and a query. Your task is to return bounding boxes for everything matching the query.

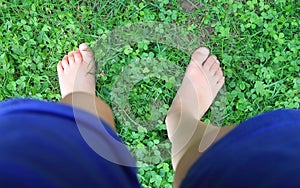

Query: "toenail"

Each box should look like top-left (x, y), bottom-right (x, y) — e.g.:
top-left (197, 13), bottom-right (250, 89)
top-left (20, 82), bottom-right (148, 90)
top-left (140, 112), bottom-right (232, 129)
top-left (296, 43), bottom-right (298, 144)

top-left (199, 47), bottom-right (209, 55)
top-left (211, 55), bottom-right (217, 60)
top-left (80, 43), bottom-right (88, 49)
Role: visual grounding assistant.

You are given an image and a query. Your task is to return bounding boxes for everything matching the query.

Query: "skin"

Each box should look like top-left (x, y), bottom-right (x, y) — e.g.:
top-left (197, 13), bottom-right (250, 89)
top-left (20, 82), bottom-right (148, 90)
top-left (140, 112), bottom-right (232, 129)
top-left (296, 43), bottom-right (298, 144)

top-left (165, 47), bottom-right (230, 187)
top-left (166, 47), bottom-right (225, 142)
top-left (57, 44), bottom-right (231, 187)
top-left (57, 43), bottom-right (96, 98)
top-left (57, 43), bottom-right (116, 129)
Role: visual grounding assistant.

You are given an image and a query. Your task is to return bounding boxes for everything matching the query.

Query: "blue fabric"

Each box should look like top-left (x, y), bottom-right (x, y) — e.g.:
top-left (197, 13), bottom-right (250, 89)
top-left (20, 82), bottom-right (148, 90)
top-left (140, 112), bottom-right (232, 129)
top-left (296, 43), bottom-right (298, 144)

top-left (181, 109), bottom-right (300, 188)
top-left (0, 99), bottom-right (140, 188)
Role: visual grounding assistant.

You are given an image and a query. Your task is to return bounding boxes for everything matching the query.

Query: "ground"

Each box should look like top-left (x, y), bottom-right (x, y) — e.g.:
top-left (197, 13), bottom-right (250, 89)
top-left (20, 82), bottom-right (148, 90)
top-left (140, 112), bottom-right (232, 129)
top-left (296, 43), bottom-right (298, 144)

top-left (0, 0), bottom-right (299, 187)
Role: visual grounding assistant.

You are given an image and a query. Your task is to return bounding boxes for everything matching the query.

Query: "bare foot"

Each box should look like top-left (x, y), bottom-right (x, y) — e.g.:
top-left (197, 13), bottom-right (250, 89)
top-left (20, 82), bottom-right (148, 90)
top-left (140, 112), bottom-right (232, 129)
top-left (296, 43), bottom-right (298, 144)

top-left (57, 43), bottom-right (96, 98)
top-left (166, 47), bottom-right (224, 141)
top-left (166, 47), bottom-right (227, 187)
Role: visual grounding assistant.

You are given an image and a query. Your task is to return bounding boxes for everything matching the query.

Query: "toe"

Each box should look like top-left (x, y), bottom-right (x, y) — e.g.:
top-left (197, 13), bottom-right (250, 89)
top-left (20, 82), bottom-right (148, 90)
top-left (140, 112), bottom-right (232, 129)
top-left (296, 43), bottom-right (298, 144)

top-left (68, 51), bottom-right (75, 65)
top-left (74, 49), bottom-right (83, 63)
top-left (57, 61), bottom-right (64, 75)
top-left (79, 43), bottom-right (94, 64)
top-left (209, 62), bottom-right (220, 75)
top-left (216, 76), bottom-right (225, 88)
top-left (191, 47), bottom-right (210, 67)
top-left (203, 55), bottom-right (217, 71)
top-left (61, 55), bottom-right (69, 69)
top-left (79, 43), bottom-right (90, 51)
top-left (215, 68), bottom-right (223, 78)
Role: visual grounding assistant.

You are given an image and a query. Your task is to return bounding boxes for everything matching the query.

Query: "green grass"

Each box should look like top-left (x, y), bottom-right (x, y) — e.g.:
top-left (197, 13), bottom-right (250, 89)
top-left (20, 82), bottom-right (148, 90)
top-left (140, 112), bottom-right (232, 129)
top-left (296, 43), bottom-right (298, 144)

top-left (0, 0), bottom-right (299, 187)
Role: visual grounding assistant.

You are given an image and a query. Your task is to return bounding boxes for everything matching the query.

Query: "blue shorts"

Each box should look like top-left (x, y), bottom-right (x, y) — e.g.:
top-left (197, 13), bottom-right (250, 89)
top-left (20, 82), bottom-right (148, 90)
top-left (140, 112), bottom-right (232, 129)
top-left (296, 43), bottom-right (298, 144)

top-left (182, 108), bottom-right (300, 187)
top-left (0, 99), bottom-right (139, 187)
top-left (0, 99), bottom-right (299, 187)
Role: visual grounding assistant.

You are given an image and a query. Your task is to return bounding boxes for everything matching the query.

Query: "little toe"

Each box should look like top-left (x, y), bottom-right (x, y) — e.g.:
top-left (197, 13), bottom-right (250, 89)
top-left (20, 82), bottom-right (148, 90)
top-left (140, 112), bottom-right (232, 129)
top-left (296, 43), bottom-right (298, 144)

top-left (203, 55), bottom-right (217, 71)
top-left (191, 47), bottom-right (210, 67)
top-left (61, 55), bottom-right (69, 69)
top-left (57, 61), bottom-right (64, 75)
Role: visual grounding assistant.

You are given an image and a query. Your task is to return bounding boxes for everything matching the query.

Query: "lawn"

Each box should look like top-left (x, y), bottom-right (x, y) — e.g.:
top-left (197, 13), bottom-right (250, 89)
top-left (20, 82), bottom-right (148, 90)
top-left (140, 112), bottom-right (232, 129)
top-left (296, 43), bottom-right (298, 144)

top-left (0, 0), bottom-right (299, 187)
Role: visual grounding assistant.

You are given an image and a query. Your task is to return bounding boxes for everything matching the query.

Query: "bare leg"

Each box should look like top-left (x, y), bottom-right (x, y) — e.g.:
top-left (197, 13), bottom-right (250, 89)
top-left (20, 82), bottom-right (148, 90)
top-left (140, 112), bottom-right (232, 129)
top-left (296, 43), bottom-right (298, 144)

top-left (165, 47), bottom-right (235, 187)
top-left (57, 43), bottom-right (115, 131)
top-left (173, 122), bottom-right (235, 187)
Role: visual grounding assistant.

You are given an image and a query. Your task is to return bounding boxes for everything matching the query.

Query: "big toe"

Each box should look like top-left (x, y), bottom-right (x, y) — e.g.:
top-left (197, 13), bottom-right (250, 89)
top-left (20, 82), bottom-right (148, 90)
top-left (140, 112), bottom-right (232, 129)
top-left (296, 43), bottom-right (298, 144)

top-left (191, 47), bottom-right (210, 67)
top-left (79, 43), bottom-right (94, 64)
